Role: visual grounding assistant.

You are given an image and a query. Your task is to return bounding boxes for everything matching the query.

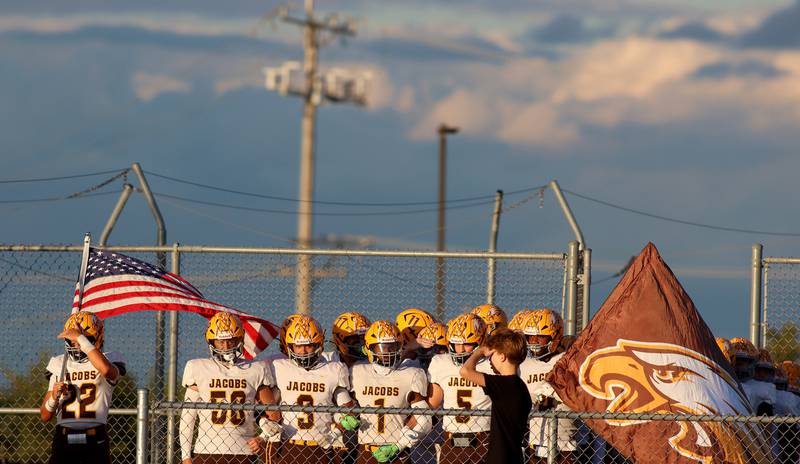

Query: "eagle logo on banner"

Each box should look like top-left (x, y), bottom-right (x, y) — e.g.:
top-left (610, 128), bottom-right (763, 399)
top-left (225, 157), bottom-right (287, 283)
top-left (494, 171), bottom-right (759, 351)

top-left (546, 243), bottom-right (773, 464)
top-left (580, 339), bottom-right (754, 463)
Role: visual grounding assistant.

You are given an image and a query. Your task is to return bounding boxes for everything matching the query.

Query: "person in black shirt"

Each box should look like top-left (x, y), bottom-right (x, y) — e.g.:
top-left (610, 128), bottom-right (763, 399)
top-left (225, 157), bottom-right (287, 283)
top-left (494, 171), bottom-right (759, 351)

top-left (460, 328), bottom-right (532, 464)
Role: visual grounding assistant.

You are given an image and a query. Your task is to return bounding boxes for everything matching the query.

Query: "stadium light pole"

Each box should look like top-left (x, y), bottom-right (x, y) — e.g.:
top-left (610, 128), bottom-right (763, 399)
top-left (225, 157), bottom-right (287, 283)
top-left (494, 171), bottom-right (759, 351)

top-left (436, 124), bottom-right (459, 321)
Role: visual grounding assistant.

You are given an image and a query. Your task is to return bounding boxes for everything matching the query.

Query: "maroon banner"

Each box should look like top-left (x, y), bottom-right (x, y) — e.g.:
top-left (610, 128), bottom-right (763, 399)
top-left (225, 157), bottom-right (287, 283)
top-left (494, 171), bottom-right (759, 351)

top-left (548, 243), bottom-right (771, 463)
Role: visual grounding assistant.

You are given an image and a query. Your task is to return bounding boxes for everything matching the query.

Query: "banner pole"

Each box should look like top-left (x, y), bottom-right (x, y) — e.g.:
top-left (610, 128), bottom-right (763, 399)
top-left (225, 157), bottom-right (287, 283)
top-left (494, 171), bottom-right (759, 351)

top-left (59, 233), bottom-right (92, 382)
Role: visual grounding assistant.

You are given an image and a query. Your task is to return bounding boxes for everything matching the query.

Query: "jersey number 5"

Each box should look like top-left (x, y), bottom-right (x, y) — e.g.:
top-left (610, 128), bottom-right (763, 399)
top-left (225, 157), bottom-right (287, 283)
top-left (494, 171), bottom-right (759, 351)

top-left (296, 394), bottom-right (314, 429)
top-left (210, 390), bottom-right (247, 425)
top-left (455, 389), bottom-right (472, 423)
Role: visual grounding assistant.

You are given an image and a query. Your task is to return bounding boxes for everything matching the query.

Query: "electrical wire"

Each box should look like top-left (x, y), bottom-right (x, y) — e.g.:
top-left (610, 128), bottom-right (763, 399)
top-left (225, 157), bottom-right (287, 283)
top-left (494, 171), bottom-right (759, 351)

top-left (150, 191), bottom-right (498, 216)
top-left (0, 190), bottom-right (123, 204)
top-left (0, 168), bottom-right (127, 184)
top-left (563, 188), bottom-right (800, 238)
top-left (144, 169), bottom-right (546, 207)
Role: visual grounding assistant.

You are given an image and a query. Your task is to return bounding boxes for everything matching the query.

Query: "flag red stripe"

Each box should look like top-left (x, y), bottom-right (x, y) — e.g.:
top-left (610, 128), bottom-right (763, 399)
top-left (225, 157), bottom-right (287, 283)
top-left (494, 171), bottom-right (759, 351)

top-left (77, 289), bottom-right (229, 312)
top-left (75, 281), bottom-right (196, 305)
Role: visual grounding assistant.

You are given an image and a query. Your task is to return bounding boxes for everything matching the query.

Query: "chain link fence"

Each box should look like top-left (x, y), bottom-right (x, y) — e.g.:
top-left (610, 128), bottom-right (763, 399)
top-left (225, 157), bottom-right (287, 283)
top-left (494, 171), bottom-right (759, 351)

top-left (0, 244), bottom-right (569, 463)
top-left (760, 256), bottom-right (800, 363)
top-left (152, 401), bottom-right (800, 464)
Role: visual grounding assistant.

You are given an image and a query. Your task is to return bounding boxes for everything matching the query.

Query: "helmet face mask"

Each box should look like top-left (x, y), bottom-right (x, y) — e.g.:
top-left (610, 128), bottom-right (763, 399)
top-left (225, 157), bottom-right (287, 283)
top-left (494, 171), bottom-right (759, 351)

top-left (288, 342), bottom-right (323, 369)
top-left (209, 337), bottom-right (244, 364)
top-left (369, 342), bottom-right (402, 368)
top-left (448, 342), bottom-right (477, 366)
top-left (341, 334), bottom-right (367, 360)
top-left (526, 334), bottom-right (553, 359)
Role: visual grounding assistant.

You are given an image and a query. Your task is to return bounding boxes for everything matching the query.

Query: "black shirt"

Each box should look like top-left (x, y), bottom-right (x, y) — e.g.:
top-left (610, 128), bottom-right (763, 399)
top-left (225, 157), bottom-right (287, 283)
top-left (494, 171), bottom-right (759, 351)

top-left (482, 373), bottom-right (532, 464)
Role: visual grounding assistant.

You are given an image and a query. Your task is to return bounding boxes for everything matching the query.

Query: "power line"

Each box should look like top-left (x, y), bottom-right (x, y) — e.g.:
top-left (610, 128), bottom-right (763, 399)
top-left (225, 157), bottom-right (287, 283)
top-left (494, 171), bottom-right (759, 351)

top-left (150, 191), bottom-right (497, 216)
top-left (0, 168), bottom-right (127, 184)
top-left (563, 188), bottom-right (800, 238)
top-left (0, 190), bottom-right (123, 204)
top-left (144, 169), bottom-right (546, 207)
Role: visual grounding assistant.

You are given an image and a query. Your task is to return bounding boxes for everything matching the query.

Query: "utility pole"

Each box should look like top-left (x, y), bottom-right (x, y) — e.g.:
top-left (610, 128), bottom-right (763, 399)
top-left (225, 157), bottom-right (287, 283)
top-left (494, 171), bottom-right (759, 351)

top-left (436, 124), bottom-right (459, 321)
top-left (263, 0), bottom-right (367, 314)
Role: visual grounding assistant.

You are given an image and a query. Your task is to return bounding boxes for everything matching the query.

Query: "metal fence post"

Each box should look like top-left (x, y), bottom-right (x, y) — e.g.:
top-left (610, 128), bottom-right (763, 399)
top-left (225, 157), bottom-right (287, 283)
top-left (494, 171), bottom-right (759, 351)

top-left (547, 410), bottom-right (558, 464)
top-left (580, 248), bottom-right (591, 331)
top-left (137, 388), bottom-right (150, 464)
top-left (486, 190), bottom-right (503, 305)
top-left (565, 241), bottom-right (579, 336)
top-left (750, 244), bottom-right (763, 348)
top-left (165, 243), bottom-right (180, 464)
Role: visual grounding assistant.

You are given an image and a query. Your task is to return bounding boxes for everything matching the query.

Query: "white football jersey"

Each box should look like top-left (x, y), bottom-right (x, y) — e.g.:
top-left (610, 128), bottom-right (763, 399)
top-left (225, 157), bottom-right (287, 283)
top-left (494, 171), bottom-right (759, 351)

top-left (182, 358), bottom-right (275, 455)
top-left (273, 357), bottom-right (352, 442)
top-left (428, 353), bottom-right (492, 433)
top-left (742, 379), bottom-right (776, 413)
top-left (519, 353), bottom-right (576, 451)
top-left (46, 352), bottom-right (125, 428)
top-left (774, 389), bottom-right (800, 416)
top-left (351, 363), bottom-right (428, 445)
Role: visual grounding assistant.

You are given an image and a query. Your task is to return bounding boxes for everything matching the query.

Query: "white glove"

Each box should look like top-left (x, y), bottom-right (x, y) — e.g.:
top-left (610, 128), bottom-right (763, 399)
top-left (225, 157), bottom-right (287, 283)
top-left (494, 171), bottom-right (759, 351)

top-left (396, 426), bottom-right (420, 451)
top-left (318, 427), bottom-right (343, 450)
top-left (258, 418), bottom-right (283, 440)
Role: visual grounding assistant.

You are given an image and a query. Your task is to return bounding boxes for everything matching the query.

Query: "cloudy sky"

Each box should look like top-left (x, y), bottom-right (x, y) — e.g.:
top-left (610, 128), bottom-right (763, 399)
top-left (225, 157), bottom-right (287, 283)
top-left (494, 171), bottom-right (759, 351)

top-left (2, 0), bottom-right (800, 338)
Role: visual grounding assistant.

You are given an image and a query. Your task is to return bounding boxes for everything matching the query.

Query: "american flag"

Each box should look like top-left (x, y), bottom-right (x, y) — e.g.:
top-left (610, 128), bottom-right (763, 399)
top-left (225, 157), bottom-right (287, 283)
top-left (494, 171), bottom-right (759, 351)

top-left (72, 247), bottom-right (278, 359)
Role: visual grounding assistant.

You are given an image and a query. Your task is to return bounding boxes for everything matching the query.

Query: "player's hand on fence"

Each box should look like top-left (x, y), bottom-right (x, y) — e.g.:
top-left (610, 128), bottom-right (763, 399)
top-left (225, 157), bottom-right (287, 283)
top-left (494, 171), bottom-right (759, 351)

top-left (257, 417), bottom-right (283, 440)
top-left (339, 414), bottom-right (360, 431)
top-left (372, 444), bottom-right (400, 463)
top-left (247, 436), bottom-right (266, 454)
top-left (51, 381), bottom-right (68, 403)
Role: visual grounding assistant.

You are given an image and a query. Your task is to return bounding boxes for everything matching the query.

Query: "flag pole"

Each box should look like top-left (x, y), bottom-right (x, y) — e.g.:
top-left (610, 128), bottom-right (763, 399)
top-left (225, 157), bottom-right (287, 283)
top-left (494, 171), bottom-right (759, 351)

top-left (59, 233), bottom-right (92, 383)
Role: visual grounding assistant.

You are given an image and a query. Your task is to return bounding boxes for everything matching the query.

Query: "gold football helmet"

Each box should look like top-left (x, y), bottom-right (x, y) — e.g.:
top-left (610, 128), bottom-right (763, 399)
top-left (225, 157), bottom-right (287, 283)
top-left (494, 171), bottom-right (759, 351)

top-left (283, 315), bottom-right (325, 369)
top-left (279, 314), bottom-right (303, 355)
top-left (730, 337), bottom-right (758, 380)
top-left (470, 304), bottom-right (508, 336)
top-left (781, 361), bottom-right (800, 393)
top-left (417, 322), bottom-right (448, 367)
top-left (364, 320), bottom-right (404, 368)
top-left (332, 312), bottom-right (371, 360)
top-left (754, 348), bottom-right (776, 382)
top-left (508, 310), bottom-right (533, 333)
top-left (715, 337), bottom-right (734, 365)
top-left (521, 308), bottom-right (563, 359)
top-left (395, 308), bottom-right (435, 345)
top-left (64, 311), bottom-right (104, 362)
top-left (206, 312), bottom-right (245, 364)
top-left (446, 313), bottom-right (487, 365)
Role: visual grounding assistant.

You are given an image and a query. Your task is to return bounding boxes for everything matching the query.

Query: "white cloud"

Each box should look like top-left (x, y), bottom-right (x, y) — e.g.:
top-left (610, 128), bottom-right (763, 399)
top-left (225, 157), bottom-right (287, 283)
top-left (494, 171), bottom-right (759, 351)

top-left (132, 72), bottom-right (191, 101)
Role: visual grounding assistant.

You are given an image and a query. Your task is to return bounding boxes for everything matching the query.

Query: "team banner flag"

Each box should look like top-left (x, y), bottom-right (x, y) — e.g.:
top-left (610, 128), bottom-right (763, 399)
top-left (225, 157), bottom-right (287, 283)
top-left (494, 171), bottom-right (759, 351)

top-left (547, 243), bottom-right (772, 463)
top-left (71, 247), bottom-right (278, 359)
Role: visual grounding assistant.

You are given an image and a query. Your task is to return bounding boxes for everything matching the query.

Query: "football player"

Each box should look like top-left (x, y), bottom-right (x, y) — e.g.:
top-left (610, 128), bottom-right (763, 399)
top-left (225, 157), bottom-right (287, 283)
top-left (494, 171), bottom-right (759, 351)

top-left (470, 304), bottom-right (508, 337)
top-left (41, 311), bottom-right (126, 464)
top-left (180, 312), bottom-right (280, 464)
top-left (518, 309), bottom-right (576, 464)
top-left (329, 311), bottom-right (372, 368)
top-left (272, 315), bottom-right (359, 463)
top-left (428, 313), bottom-right (492, 464)
top-left (395, 308), bottom-right (435, 364)
top-left (352, 320), bottom-right (431, 464)
top-left (730, 338), bottom-right (776, 416)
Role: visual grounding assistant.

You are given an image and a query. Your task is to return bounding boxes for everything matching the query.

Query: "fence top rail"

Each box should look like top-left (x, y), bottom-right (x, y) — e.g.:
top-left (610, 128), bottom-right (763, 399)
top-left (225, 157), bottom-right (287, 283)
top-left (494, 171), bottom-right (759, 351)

top-left (764, 257), bottom-right (800, 265)
top-left (154, 401), bottom-right (800, 424)
top-left (0, 407), bottom-right (137, 415)
top-left (0, 244), bottom-right (566, 261)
